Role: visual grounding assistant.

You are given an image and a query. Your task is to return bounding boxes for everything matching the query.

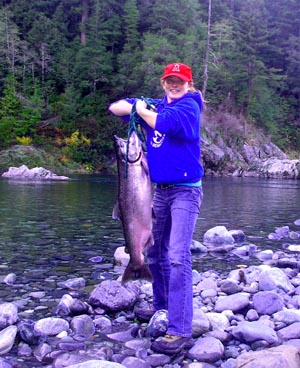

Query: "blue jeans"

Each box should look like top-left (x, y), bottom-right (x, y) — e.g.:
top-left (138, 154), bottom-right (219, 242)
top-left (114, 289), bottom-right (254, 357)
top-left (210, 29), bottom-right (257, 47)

top-left (146, 185), bottom-right (203, 337)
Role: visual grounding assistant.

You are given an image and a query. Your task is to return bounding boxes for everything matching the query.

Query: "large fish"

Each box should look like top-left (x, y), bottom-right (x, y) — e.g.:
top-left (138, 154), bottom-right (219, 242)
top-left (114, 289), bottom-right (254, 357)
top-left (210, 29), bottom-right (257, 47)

top-left (113, 131), bottom-right (153, 283)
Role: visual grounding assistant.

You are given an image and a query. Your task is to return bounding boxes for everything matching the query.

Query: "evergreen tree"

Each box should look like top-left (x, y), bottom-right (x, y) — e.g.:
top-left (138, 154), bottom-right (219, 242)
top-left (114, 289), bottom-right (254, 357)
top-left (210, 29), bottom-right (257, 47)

top-left (231, 1), bottom-right (273, 112)
top-left (116, 0), bottom-right (141, 95)
top-left (205, 19), bottom-right (236, 106)
top-left (0, 0), bottom-right (299, 155)
top-left (0, 74), bottom-right (21, 147)
top-left (0, 8), bottom-right (23, 78)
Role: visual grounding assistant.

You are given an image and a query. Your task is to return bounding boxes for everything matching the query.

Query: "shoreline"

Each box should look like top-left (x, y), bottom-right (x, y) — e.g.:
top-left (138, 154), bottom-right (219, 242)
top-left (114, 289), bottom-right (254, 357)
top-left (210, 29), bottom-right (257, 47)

top-left (1, 240), bottom-right (300, 367)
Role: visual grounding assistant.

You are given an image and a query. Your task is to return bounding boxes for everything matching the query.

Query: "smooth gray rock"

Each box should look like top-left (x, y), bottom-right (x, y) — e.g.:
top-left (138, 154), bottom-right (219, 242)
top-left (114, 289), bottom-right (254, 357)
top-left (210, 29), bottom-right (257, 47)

top-left (65, 361), bottom-right (126, 368)
top-left (252, 291), bottom-right (284, 315)
top-left (121, 356), bottom-right (151, 368)
top-left (277, 322), bottom-right (300, 341)
top-left (236, 345), bottom-right (300, 368)
top-left (0, 303), bottom-right (18, 329)
top-left (34, 317), bottom-right (69, 336)
top-left (3, 273), bottom-right (16, 286)
top-left (203, 226), bottom-right (235, 245)
top-left (55, 294), bottom-right (91, 317)
top-left (206, 312), bottom-right (230, 331)
top-left (231, 321), bottom-right (279, 345)
top-left (94, 316), bottom-right (112, 333)
top-left (146, 310), bottom-right (168, 338)
top-left (243, 158), bottom-right (300, 179)
top-left (57, 277), bottom-right (86, 290)
top-left (88, 281), bottom-right (139, 312)
top-left (258, 268), bottom-right (294, 292)
top-left (220, 280), bottom-right (243, 295)
top-left (70, 314), bottom-right (95, 340)
top-left (2, 164), bottom-right (70, 180)
top-left (214, 293), bottom-right (250, 313)
top-left (0, 326), bottom-right (18, 355)
top-left (0, 357), bottom-right (13, 368)
top-left (273, 308), bottom-right (300, 324)
top-left (188, 336), bottom-right (225, 363)
top-left (192, 309), bottom-right (210, 337)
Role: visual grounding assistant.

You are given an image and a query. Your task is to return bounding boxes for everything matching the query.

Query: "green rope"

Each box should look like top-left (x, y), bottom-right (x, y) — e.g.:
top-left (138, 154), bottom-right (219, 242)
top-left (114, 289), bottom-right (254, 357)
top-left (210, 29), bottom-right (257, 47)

top-left (124, 97), bottom-right (156, 177)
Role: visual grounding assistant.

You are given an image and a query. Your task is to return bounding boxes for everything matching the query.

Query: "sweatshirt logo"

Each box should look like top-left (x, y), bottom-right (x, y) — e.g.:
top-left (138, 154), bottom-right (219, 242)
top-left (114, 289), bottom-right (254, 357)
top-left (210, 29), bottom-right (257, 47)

top-left (151, 130), bottom-right (165, 148)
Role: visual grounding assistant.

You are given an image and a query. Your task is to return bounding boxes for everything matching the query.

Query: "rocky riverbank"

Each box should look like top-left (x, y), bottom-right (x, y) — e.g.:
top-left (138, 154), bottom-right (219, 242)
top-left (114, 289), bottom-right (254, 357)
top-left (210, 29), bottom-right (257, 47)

top-left (201, 110), bottom-right (300, 179)
top-left (0, 145), bottom-right (87, 176)
top-left (1, 109), bottom-right (300, 179)
top-left (1, 221), bottom-right (300, 368)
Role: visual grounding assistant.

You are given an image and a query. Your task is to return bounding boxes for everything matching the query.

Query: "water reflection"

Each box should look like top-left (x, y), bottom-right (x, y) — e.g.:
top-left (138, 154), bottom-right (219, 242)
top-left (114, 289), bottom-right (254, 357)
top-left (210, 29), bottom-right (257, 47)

top-left (0, 176), bottom-right (299, 281)
top-left (199, 177), bottom-right (300, 236)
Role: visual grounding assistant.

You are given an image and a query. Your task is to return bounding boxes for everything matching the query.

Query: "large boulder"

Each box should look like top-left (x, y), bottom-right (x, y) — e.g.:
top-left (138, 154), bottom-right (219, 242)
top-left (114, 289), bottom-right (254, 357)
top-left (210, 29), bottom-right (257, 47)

top-left (236, 345), bottom-right (300, 368)
top-left (2, 164), bottom-right (70, 180)
top-left (88, 280), bottom-right (139, 312)
top-left (236, 158), bottom-right (300, 179)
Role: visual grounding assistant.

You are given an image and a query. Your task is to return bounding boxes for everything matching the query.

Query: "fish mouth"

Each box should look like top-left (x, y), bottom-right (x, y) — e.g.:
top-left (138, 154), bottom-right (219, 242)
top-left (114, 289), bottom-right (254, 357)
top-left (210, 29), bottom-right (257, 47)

top-left (114, 134), bottom-right (142, 163)
top-left (127, 150), bottom-right (142, 163)
top-left (113, 135), bottom-right (124, 144)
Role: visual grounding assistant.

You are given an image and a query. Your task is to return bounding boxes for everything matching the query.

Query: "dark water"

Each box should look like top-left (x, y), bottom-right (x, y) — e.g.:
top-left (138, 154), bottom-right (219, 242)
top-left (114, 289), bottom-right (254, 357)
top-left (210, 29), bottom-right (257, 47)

top-left (0, 175), bottom-right (300, 290)
top-left (0, 175), bottom-right (299, 368)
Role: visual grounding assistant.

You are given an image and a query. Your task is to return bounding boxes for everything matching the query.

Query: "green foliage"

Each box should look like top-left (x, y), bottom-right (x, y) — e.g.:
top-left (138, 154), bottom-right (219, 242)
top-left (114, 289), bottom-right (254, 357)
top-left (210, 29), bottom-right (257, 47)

top-left (62, 129), bottom-right (92, 165)
top-left (0, 0), bottom-right (299, 158)
top-left (0, 75), bottom-right (21, 148)
top-left (123, 0), bottom-right (139, 47)
top-left (0, 75), bottom-right (21, 117)
top-left (18, 86), bottom-right (43, 137)
top-left (16, 136), bottom-right (33, 145)
top-left (248, 83), bottom-right (282, 134)
top-left (0, 76), bottom-right (43, 148)
top-left (0, 116), bottom-right (17, 148)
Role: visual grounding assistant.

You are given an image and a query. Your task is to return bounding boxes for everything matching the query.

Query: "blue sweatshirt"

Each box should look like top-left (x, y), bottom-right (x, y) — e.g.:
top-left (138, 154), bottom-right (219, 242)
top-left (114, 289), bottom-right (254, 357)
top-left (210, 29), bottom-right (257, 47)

top-left (113, 92), bottom-right (204, 184)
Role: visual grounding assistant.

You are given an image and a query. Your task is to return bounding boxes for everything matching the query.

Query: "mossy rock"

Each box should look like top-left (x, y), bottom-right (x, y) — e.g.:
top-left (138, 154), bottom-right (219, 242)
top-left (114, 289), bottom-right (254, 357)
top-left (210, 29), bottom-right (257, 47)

top-left (0, 145), bottom-right (85, 175)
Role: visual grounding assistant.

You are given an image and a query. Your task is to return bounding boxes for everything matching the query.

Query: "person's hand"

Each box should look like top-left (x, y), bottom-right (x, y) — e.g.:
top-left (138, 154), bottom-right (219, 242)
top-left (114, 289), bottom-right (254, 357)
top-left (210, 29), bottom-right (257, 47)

top-left (136, 99), bottom-right (147, 114)
top-left (135, 99), bottom-right (157, 129)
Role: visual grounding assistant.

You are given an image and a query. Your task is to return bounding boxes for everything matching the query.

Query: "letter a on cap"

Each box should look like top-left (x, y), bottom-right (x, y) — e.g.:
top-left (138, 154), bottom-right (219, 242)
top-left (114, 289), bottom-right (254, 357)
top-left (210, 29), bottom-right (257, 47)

top-left (172, 64), bottom-right (180, 72)
top-left (161, 62), bottom-right (192, 81)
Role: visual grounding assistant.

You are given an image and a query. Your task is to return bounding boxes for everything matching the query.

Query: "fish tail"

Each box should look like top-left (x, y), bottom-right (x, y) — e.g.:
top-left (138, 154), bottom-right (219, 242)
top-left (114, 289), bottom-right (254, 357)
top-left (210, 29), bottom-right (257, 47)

top-left (122, 263), bottom-right (153, 283)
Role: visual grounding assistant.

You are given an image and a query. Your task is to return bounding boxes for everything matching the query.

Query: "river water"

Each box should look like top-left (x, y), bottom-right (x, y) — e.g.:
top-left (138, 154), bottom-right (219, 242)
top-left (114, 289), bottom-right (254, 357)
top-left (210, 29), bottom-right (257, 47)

top-left (0, 175), bottom-right (300, 293)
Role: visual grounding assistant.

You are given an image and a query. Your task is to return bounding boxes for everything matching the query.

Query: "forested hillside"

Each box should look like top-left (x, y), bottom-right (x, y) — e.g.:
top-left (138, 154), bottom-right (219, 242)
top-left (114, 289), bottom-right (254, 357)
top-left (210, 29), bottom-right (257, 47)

top-left (0, 0), bottom-right (299, 171)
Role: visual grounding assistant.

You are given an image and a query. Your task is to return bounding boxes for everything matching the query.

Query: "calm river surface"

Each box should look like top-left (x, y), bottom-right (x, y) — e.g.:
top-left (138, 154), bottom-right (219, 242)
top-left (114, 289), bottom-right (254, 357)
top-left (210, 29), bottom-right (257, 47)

top-left (0, 175), bottom-right (300, 289)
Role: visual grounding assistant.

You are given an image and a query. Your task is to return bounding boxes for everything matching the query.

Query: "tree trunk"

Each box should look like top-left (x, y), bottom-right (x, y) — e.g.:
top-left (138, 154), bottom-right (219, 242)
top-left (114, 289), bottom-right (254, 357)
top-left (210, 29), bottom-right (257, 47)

top-left (81, 0), bottom-right (89, 46)
top-left (4, 11), bottom-right (16, 74)
top-left (41, 43), bottom-right (46, 84)
top-left (202, 0), bottom-right (211, 100)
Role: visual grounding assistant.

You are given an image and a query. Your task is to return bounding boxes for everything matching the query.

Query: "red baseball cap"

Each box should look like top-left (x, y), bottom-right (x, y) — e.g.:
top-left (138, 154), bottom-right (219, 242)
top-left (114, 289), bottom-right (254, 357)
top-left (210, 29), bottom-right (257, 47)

top-left (161, 63), bottom-right (193, 82)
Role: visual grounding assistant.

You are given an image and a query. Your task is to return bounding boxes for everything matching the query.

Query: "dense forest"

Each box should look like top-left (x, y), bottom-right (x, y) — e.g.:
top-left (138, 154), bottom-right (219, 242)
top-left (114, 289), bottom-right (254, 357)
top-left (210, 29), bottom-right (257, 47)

top-left (0, 0), bottom-right (299, 171)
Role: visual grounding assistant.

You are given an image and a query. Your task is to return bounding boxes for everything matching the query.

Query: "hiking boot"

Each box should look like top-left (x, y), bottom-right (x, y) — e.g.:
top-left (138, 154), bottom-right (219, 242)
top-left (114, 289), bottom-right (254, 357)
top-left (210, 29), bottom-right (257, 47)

top-left (151, 333), bottom-right (194, 355)
top-left (134, 305), bottom-right (156, 321)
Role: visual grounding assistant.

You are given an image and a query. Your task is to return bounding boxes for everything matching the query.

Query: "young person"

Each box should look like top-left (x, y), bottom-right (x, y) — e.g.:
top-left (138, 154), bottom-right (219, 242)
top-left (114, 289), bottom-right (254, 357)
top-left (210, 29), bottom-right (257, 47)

top-left (109, 62), bottom-right (204, 354)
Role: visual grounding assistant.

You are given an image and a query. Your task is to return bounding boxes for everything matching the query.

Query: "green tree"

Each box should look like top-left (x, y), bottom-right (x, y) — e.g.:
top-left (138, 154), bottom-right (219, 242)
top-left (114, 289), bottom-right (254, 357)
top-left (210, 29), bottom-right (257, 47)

top-left (0, 74), bottom-right (21, 147)
top-left (205, 19), bottom-right (236, 106)
top-left (0, 8), bottom-right (23, 78)
top-left (116, 0), bottom-right (141, 94)
top-left (17, 85), bottom-right (43, 139)
top-left (0, 0), bottom-right (300, 156)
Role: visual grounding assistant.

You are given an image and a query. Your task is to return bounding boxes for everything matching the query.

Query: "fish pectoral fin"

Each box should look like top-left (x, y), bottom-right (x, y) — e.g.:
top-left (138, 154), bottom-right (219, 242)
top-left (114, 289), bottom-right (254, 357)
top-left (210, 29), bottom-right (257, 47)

top-left (146, 233), bottom-right (154, 248)
top-left (112, 201), bottom-right (121, 221)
